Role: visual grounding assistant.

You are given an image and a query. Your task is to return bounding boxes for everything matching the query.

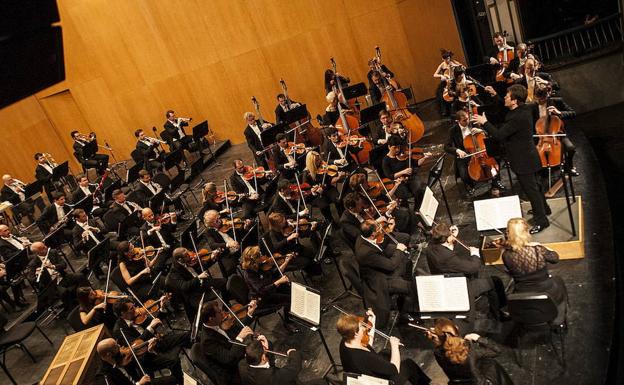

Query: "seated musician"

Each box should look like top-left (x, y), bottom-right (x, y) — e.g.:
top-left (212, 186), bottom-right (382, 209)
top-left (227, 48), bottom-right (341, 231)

top-left (513, 58), bottom-right (551, 103)
top-left (272, 133), bottom-right (299, 180)
top-left (29, 241), bottom-right (88, 310)
top-left (134, 129), bottom-right (164, 171)
top-left (275, 93), bottom-right (301, 124)
top-left (302, 150), bottom-right (345, 220)
top-left (266, 212), bottom-right (322, 277)
top-left (433, 49), bottom-right (463, 117)
top-left (243, 111), bottom-right (272, 168)
top-left (337, 310), bottom-right (431, 385)
top-left (0, 174), bottom-right (36, 224)
top-left (445, 66), bottom-right (484, 113)
top-left (202, 209), bottom-right (240, 278)
top-left (322, 91), bottom-right (348, 126)
top-left (37, 191), bottom-right (74, 240)
top-left (116, 241), bottom-right (162, 301)
top-left (0, 224), bottom-right (31, 260)
top-left (381, 135), bottom-right (428, 205)
top-left (140, 207), bottom-right (177, 253)
top-left (72, 174), bottom-right (108, 218)
top-left (370, 110), bottom-right (394, 146)
top-left (444, 110), bottom-right (506, 196)
top-left (34, 152), bottom-right (56, 201)
top-left (340, 192), bottom-right (369, 248)
top-left (108, 189), bottom-right (143, 238)
top-left (355, 220), bottom-right (414, 312)
top-left (197, 300), bottom-right (256, 382)
top-left (270, 179), bottom-right (309, 220)
top-left (76, 286), bottom-right (117, 331)
top-left (239, 337), bottom-right (302, 385)
top-left (95, 338), bottom-right (175, 385)
top-left (531, 85), bottom-right (579, 176)
top-left (230, 159), bottom-right (265, 219)
top-left (426, 318), bottom-right (511, 385)
top-left (239, 246), bottom-right (299, 333)
top-left (163, 109), bottom-right (193, 151)
top-left (321, 127), bottom-right (355, 170)
top-left (165, 247), bottom-right (226, 321)
top-left (487, 32), bottom-right (515, 84)
top-left (112, 298), bottom-right (190, 384)
top-left (506, 43), bottom-right (530, 81)
top-left (424, 222), bottom-right (507, 320)
top-left (0, 262), bottom-right (28, 310)
top-left (137, 169), bottom-right (184, 213)
top-left (71, 131), bottom-right (109, 175)
top-left (72, 208), bottom-right (118, 278)
top-left (199, 182), bottom-right (226, 220)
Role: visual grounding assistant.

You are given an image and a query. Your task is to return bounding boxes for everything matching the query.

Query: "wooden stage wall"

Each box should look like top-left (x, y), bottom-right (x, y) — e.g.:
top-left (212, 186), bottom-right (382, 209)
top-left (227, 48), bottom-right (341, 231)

top-left (0, 0), bottom-right (464, 182)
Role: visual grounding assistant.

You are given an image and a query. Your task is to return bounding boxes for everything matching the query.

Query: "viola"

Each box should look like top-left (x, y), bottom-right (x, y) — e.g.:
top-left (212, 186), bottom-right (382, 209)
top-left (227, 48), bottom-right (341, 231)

top-left (218, 218), bottom-right (244, 233)
top-left (317, 162), bottom-right (340, 177)
top-left (366, 179), bottom-right (395, 198)
top-left (119, 338), bottom-right (151, 361)
top-left (535, 110), bottom-right (564, 168)
top-left (133, 298), bottom-right (163, 325)
top-left (284, 142), bottom-right (311, 155)
top-left (131, 246), bottom-right (161, 260)
top-left (242, 165), bottom-right (273, 181)
top-left (214, 191), bottom-right (246, 204)
top-left (94, 290), bottom-right (128, 305)
top-left (189, 248), bottom-right (216, 265)
top-left (463, 130), bottom-right (499, 182)
top-left (258, 252), bottom-right (296, 272)
top-left (285, 183), bottom-right (312, 200)
top-left (221, 303), bottom-right (249, 330)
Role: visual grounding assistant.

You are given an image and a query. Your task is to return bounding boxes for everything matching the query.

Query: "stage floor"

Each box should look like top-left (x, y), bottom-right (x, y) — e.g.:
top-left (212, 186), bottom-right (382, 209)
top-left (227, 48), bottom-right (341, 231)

top-left (2, 103), bottom-right (617, 385)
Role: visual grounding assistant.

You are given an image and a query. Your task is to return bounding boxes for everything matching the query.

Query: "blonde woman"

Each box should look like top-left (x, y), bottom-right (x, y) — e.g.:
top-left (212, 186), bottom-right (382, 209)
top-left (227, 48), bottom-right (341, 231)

top-left (502, 217), bottom-right (568, 325)
top-left (303, 151), bottom-right (343, 220)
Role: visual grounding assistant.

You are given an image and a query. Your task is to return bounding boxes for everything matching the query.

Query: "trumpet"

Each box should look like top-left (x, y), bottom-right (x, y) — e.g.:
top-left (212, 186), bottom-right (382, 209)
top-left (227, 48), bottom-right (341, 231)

top-left (42, 152), bottom-right (58, 168)
top-left (176, 117), bottom-right (192, 123)
top-left (145, 136), bottom-right (166, 144)
top-left (76, 132), bottom-right (96, 142)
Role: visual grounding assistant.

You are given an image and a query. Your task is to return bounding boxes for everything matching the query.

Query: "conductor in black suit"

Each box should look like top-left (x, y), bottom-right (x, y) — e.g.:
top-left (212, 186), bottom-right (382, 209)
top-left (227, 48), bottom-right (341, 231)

top-left (243, 111), bottom-right (272, 168)
top-left (239, 338), bottom-right (302, 385)
top-left (163, 109), bottom-right (194, 151)
top-left (473, 84), bottom-right (550, 233)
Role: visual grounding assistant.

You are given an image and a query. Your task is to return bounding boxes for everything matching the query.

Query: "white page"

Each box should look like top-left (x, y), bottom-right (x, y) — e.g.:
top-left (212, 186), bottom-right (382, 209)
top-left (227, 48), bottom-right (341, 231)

top-left (290, 282), bottom-right (320, 325)
top-left (416, 275), bottom-right (470, 312)
top-left (473, 195), bottom-right (522, 231)
top-left (418, 186), bottom-right (439, 227)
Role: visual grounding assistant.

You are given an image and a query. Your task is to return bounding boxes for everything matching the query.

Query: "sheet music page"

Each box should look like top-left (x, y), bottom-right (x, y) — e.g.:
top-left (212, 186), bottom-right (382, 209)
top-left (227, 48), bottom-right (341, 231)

top-left (473, 195), bottom-right (522, 231)
top-left (442, 277), bottom-right (470, 312)
top-left (415, 275), bottom-right (444, 312)
top-left (346, 375), bottom-right (389, 385)
top-left (290, 282), bottom-right (320, 325)
top-left (418, 186), bottom-right (439, 227)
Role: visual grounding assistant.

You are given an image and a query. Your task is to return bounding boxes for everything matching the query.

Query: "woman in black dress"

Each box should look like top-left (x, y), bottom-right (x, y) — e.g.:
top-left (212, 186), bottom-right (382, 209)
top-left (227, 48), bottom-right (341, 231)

top-left (266, 212), bottom-right (321, 276)
top-left (337, 311), bottom-right (430, 385)
top-left (76, 286), bottom-right (117, 331)
top-left (303, 150), bottom-right (345, 220)
top-left (381, 135), bottom-right (429, 206)
top-left (501, 217), bottom-right (568, 325)
top-left (427, 317), bottom-right (513, 385)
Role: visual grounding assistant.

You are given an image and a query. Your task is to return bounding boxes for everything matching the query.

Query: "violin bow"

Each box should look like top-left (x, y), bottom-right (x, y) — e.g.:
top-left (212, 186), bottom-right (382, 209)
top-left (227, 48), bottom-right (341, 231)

top-left (119, 329), bottom-right (148, 376)
top-left (332, 305), bottom-right (399, 345)
top-left (293, 174), bottom-right (308, 211)
top-left (191, 292), bottom-right (205, 343)
top-left (420, 212), bottom-right (472, 252)
top-left (210, 287), bottom-right (245, 328)
top-left (261, 237), bottom-right (284, 277)
top-left (103, 259), bottom-right (112, 313)
top-left (373, 169), bottom-right (393, 200)
top-left (408, 126), bottom-right (413, 170)
top-left (359, 185), bottom-right (384, 218)
top-left (252, 161), bottom-right (259, 193)
top-left (295, 199), bottom-right (301, 245)
top-left (227, 338), bottom-right (289, 358)
top-left (139, 231), bottom-right (150, 269)
top-left (189, 233), bottom-right (205, 273)
top-left (222, 179), bottom-right (238, 243)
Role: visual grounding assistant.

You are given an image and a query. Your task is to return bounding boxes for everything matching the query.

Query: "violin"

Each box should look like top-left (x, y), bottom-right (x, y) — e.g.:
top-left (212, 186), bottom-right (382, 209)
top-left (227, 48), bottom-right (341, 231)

top-left (94, 289), bottom-right (128, 305)
top-left (155, 212), bottom-right (174, 224)
top-left (366, 179), bottom-right (395, 198)
top-left (189, 248), bottom-right (217, 265)
top-left (220, 303), bottom-right (249, 330)
top-left (214, 191), bottom-right (247, 204)
top-left (242, 165), bottom-right (273, 181)
top-left (218, 218), bottom-right (245, 233)
top-left (317, 162), bottom-right (340, 177)
top-left (119, 338), bottom-right (151, 361)
top-left (131, 246), bottom-right (162, 260)
top-left (133, 294), bottom-right (170, 325)
top-left (284, 142), bottom-right (310, 155)
top-left (285, 183), bottom-right (312, 200)
top-left (258, 252), bottom-right (296, 272)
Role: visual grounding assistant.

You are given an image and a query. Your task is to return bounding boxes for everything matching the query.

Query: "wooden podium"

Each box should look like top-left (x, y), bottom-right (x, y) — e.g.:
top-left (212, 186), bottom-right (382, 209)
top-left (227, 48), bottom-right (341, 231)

top-left (40, 324), bottom-right (108, 385)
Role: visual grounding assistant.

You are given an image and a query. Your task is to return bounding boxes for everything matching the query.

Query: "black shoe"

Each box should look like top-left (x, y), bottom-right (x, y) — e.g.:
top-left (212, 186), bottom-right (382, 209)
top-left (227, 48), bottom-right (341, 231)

top-left (529, 224), bottom-right (549, 234)
top-left (492, 180), bottom-right (506, 190)
top-left (569, 167), bottom-right (580, 177)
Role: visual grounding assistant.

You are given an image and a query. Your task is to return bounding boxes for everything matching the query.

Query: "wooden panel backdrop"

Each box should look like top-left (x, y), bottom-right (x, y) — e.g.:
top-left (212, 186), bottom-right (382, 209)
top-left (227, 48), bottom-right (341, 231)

top-left (0, 0), bottom-right (464, 182)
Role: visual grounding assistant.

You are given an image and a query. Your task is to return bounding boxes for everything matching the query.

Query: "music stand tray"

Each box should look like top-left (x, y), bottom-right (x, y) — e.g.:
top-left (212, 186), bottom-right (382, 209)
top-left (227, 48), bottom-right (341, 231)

top-left (283, 104), bottom-right (309, 125)
top-left (149, 190), bottom-right (166, 212)
top-left (87, 238), bottom-right (111, 269)
top-left (126, 164), bottom-right (142, 185)
top-left (169, 172), bottom-right (186, 194)
top-left (342, 82), bottom-right (368, 99)
top-left (5, 249), bottom-right (29, 280)
top-left (73, 195), bottom-right (94, 215)
top-left (52, 161), bottom-right (69, 181)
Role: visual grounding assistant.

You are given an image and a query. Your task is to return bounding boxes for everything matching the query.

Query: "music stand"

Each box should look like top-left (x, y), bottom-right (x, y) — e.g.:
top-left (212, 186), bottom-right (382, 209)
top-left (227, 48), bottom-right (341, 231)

top-left (51, 161), bottom-right (69, 182)
top-left (149, 190), bottom-right (166, 212)
top-left (24, 180), bottom-right (43, 199)
top-left (4, 249), bottom-right (29, 281)
top-left (192, 120), bottom-right (209, 142)
top-left (260, 123), bottom-right (287, 148)
top-left (82, 141), bottom-right (98, 161)
top-left (342, 82), bottom-right (368, 99)
top-left (190, 159), bottom-right (204, 178)
top-left (72, 195), bottom-right (94, 215)
top-left (359, 102), bottom-right (386, 126)
top-left (164, 148), bottom-right (183, 171)
top-left (179, 220), bottom-right (198, 249)
top-left (87, 238), bottom-right (110, 271)
top-left (427, 155), bottom-right (453, 223)
top-left (283, 104), bottom-right (309, 125)
top-left (104, 179), bottom-right (122, 203)
top-left (126, 163), bottom-right (142, 185)
top-left (169, 172), bottom-right (186, 194)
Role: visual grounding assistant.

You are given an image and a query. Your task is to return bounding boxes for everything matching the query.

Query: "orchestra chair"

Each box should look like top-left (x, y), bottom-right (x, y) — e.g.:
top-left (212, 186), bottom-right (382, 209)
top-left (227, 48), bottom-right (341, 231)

top-left (189, 342), bottom-right (228, 385)
top-left (66, 306), bottom-right (87, 332)
top-left (226, 274), bottom-right (282, 330)
top-left (109, 266), bottom-right (128, 293)
top-left (507, 292), bottom-right (566, 368)
top-left (0, 314), bottom-right (53, 385)
top-left (130, 149), bottom-right (146, 170)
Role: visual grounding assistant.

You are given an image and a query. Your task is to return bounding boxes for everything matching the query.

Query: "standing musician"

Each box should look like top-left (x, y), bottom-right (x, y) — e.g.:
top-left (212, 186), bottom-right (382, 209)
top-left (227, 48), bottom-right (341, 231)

top-left (473, 84), bottom-right (551, 233)
top-left (37, 191), bottom-right (74, 240)
top-left (531, 85), bottom-right (579, 176)
top-left (243, 111), bottom-right (272, 169)
top-left (116, 241), bottom-right (162, 301)
top-left (337, 310), bottom-right (431, 385)
top-left (0, 174), bottom-right (36, 223)
top-left (163, 110), bottom-right (193, 151)
top-left (239, 246), bottom-right (299, 333)
top-left (321, 127), bottom-right (355, 170)
top-left (302, 150), bottom-right (345, 221)
top-left (324, 69), bottom-right (350, 95)
top-left (443, 66), bottom-right (485, 113)
top-left (202, 209), bottom-right (240, 278)
top-left (274, 93), bottom-right (301, 124)
top-left (76, 286), bottom-right (118, 331)
top-left (230, 159), bottom-right (265, 219)
top-left (381, 135), bottom-right (429, 206)
top-left (134, 129), bottom-right (165, 171)
top-left (71, 174), bottom-right (109, 218)
top-left (368, 71), bottom-right (393, 106)
top-left (271, 133), bottom-right (299, 180)
top-left (445, 110), bottom-right (506, 196)
top-left (367, 57), bottom-right (395, 90)
top-left (95, 338), bottom-right (175, 385)
top-left (140, 207), bottom-right (177, 253)
top-left (269, 180), bottom-right (309, 220)
top-left (108, 189), bottom-right (144, 238)
top-left (433, 49), bottom-right (464, 117)
top-left (71, 131), bottom-right (109, 175)
top-left (239, 338), bottom-right (302, 385)
top-left (34, 152), bottom-right (57, 201)
top-left (112, 297), bottom-right (190, 384)
top-left (197, 300), bottom-right (256, 383)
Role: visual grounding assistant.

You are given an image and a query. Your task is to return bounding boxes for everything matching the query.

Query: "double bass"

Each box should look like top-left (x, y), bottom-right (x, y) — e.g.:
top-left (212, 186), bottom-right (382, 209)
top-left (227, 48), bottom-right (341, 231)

top-left (375, 46), bottom-right (425, 143)
top-left (279, 78), bottom-right (323, 146)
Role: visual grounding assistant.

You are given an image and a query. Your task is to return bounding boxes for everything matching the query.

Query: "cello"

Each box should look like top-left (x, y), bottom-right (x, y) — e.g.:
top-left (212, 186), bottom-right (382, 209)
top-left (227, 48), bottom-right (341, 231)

top-left (495, 31), bottom-right (515, 83)
top-left (279, 78), bottom-right (323, 146)
top-left (375, 46), bottom-right (425, 143)
top-left (535, 108), bottom-right (564, 169)
top-left (463, 92), bottom-right (499, 182)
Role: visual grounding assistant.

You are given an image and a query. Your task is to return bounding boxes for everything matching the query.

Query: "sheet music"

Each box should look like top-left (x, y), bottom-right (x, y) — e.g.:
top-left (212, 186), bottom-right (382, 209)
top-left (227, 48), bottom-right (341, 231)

top-left (346, 374), bottom-right (389, 385)
top-left (473, 195), bottom-right (522, 231)
top-left (418, 186), bottom-right (439, 227)
top-left (415, 275), bottom-right (470, 312)
top-left (290, 282), bottom-right (320, 325)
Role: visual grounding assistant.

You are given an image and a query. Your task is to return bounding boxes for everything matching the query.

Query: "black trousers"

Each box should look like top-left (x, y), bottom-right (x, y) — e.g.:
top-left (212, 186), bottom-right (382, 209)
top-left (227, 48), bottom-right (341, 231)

top-left (516, 172), bottom-right (550, 227)
top-left (395, 358), bottom-right (431, 385)
top-left (562, 137), bottom-right (576, 169)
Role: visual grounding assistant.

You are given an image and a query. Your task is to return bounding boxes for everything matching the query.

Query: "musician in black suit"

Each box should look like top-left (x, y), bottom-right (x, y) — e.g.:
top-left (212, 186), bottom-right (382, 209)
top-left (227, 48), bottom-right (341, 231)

top-left (320, 127), bottom-right (355, 171)
top-left (239, 339), bottom-right (302, 385)
top-left (163, 109), bottom-right (194, 151)
top-left (230, 159), bottom-right (266, 219)
top-left (368, 71), bottom-right (392, 105)
top-left (473, 84), bottom-right (551, 233)
top-left (269, 179), bottom-right (308, 220)
top-left (95, 338), bottom-right (175, 385)
top-left (112, 298), bottom-right (190, 384)
top-left (134, 129), bottom-right (164, 171)
top-left (72, 174), bottom-right (109, 218)
top-left (531, 85), bottom-right (579, 175)
top-left (71, 131), bottom-right (109, 174)
top-left (0, 174), bottom-right (35, 222)
top-left (370, 110), bottom-right (394, 147)
top-left (107, 189), bottom-right (143, 238)
top-left (486, 32), bottom-right (515, 78)
top-left (243, 111), bottom-right (272, 168)
top-left (34, 152), bottom-right (57, 201)
top-left (339, 192), bottom-right (367, 248)
top-left (72, 208), bottom-right (106, 252)
top-left (140, 207), bottom-right (176, 254)
top-left (202, 210), bottom-right (240, 278)
top-left (136, 169), bottom-right (183, 213)
top-left (198, 300), bottom-right (256, 384)
top-left (37, 191), bottom-right (74, 240)
top-left (0, 224), bottom-right (30, 260)
top-left (274, 94), bottom-right (301, 124)
top-left (271, 133), bottom-right (299, 180)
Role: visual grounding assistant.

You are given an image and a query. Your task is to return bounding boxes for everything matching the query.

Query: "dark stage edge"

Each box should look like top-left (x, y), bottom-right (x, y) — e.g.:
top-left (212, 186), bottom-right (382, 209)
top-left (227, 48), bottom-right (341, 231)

top-left (1, 109), bottom-right (616, 385)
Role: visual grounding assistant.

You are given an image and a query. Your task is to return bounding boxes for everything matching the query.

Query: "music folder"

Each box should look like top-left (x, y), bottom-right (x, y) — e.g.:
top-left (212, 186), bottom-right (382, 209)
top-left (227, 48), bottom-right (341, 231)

top-left (290, 282), bottom-right (321, 326)
top-left (52, 161), bottom-right (69, 180)
top-left (473, 195), bottom-right (522, 231)
top-left (342, 82), bottom-right (368, 99)
top-left (192, 120), bottom-right (209, 140)
top-left (283, 104), bottom-right (309, 125)
top-left (415, 275), bottom-right (470, 313)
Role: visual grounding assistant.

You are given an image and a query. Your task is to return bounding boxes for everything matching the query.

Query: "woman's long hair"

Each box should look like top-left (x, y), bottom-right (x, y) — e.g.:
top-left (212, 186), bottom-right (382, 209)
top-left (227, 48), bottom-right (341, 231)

top-left (240, 246), bottom-right (261, 271)
top-left (443, 335), bottom-right (470, 365)
top-left (306, 151), bottom-right (320, 179)
top-left (506, 217), bottom-right (531, 251)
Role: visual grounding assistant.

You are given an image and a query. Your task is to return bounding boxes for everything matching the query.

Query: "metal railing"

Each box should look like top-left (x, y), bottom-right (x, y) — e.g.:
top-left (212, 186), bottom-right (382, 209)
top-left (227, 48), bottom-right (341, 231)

top-left (527, 13), bottom-right (623, 65)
